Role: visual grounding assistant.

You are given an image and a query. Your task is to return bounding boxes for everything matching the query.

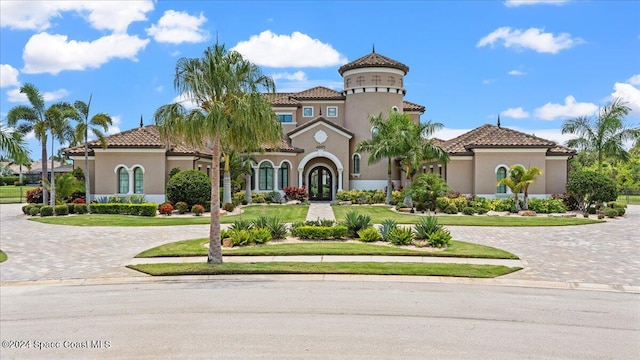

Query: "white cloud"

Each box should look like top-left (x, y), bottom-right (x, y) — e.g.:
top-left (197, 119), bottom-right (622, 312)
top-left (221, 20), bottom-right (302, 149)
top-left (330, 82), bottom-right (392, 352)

top-left (504, 0), bottom-right (569, 7)
top-left (275, 80), bottom-right (343, 93)
top-left (270, 71), bottom-right (307, 81)
top-left (155, 86), bottom-right (163, 93)
top-left (534, 95), bottom-right (598, 120)
top-left (501, 107), bottom-right (530, 119)
top-left (22, 32), bottom-right (149, 75)
top-left (146, 10), bottom-right (209, 44)
top-left (482, 79), bottom-right (495, 85)
top-left (231, 30), bottom-right (348, 68)
top-left (508, 70), bottom-right (527, 76)
top-left (106, 115), bottom-right (121, 135)
top-left (432, 128), bottom-right (472, 141)
top-left (0, 64), bottom-right (20, 88)
top-left (172, 93), bottom-right (198, 110)
top-left (7, 88), bottom-right (69, 102)
top-left (611, 82), bottom-right (640, 114)
top-left (0, 0), bottom-right (154, 33)
top-left (627, 74), bottom-right (640, 86)
top-left (477, 27), bottom-right (583, 54)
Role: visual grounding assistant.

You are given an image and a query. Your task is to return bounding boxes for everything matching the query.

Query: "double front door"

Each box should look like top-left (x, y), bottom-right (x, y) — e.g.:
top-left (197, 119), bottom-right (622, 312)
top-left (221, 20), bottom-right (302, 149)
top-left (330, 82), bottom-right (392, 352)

top-left (308, 166), bottom-right (332, 201)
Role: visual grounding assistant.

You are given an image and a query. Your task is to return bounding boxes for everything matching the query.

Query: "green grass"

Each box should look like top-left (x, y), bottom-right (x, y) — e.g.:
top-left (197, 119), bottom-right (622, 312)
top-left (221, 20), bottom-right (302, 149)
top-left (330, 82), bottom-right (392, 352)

top-left (135, 239), bottom-right (518, 259)
top-left (617, 195), bottom-right (640, 205)
top-left (29, 204), bottom-right (309, 226)
top-left (127, 262), bottom-right (521, 278)
top-left (332, 205), bottom-right (603, 226)
top-left (0, 185), bottom-right (37, 204)
top-left (0, 250), bottom-right (7, 263)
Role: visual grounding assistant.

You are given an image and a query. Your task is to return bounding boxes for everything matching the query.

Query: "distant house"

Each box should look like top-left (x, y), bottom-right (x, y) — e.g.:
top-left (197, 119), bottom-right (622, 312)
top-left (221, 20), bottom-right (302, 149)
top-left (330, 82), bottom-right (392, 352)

top-left (64, 50), bottom-right (575, 202)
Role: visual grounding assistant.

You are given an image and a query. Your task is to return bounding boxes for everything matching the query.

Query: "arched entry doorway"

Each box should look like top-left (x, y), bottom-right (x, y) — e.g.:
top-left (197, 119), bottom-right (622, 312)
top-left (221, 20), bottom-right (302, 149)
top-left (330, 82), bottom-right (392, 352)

top-left (308, 166), bottom-right (332, 201)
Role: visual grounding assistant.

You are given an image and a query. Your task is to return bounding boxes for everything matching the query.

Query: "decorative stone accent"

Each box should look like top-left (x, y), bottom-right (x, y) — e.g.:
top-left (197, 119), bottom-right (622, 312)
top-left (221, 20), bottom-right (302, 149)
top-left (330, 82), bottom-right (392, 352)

top-left (398, 208), bottom-right (413, 213)
top-left (285, 200), bottom-right (301, 205)
top-left (548, 213), bottom-right (577, 218)
top-left (314, 130), bottom-right (328, 144)
top-left (487, 211), bottom-right (511, 216)
top-left (518, 210), bottom-right (537, 217)
top-left (222, 238), bottom-right (233, 248)
top-left (338, 201), bottom-right (352, 205)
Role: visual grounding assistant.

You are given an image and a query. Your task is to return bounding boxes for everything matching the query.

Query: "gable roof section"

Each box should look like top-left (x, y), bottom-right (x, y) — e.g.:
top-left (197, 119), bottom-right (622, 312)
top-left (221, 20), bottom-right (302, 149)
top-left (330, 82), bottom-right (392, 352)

top-left (287, 116), bottom-right (354, 139)
top-left (290, 86), bottom-right (344, 100)
top-left (403, 100), bottom-right (425, 112)
top-left (338, 51), bottom-right (409, 75)
top-left (440, 124), bottom-right (575, 156)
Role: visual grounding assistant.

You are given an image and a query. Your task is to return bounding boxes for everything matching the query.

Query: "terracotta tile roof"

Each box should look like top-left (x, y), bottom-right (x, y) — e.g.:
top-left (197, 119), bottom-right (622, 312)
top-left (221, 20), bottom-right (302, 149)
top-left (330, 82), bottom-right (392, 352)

top-left (338, 51), bottom-right (409, 75)
top-left (289, 86), bottom-right (345, 100)
top-left (262, 139), bottom-right (304, 153)
top-left (403, 100), bottom-right (425, 112)
top-left (265, 92), bottom-right (298, 106)
top-left (441, 124), bottom-right (575, 155)
top-left (287, 116), bottom-right (354, 138)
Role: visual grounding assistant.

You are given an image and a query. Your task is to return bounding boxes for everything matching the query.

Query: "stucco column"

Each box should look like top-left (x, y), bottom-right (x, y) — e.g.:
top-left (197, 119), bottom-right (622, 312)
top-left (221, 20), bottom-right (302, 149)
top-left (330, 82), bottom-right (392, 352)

top-left (338, 168), bottom-right (343, 191)
top-left (252, 165), bottom-right (258, 191)
top-left (273, 166), bottom-right (280, 191)
top-left (128, 169), bottom-right (134, 194)
top-left (298, 167), bottom-right (303, 188)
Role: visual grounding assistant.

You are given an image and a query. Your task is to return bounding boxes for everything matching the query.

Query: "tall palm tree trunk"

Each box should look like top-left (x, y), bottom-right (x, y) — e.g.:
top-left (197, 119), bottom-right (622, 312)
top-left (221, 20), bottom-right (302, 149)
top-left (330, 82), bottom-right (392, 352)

top-left (223, 154), bottom-right (232, 204)
top-left (208, 136), bottom-right (223, 264)
top-left (385, 158), bottom-right (393, 205)
top-left (244, 173), bottom-right (252, 204)
top-left (18, 164), bottom-right (23, 184)
top-left (84, 137), bottom-right (91, 212)
top-left (50, 136), bottom-right (55, 207)
top-left (41, 139), bottom-right (48, 204)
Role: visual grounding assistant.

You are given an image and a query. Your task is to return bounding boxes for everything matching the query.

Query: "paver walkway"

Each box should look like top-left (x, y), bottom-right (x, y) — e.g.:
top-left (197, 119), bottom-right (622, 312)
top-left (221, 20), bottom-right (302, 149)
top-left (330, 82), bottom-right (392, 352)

top-left (1, 203), bottom-right (639, 287)
top-left (305, 202), bottom-right (336, 222)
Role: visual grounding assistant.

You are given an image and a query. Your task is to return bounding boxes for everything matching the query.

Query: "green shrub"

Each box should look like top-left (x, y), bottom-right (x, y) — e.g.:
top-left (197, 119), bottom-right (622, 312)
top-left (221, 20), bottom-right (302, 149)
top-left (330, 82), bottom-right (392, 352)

top-left (253, 216), bottom-right (287, 239)
top-left (604, 208), bottom-right (618, 218)
top-left (357, 228), bottom-right (382, 242)
top-left (414, 216), bottom-right (441, 240)
top-left (66, 203), bottom-right (75, 214)
top-left (462, 207), bottom-right (475, 215)
top-left (22, 204), bottom-right (33, 215)
top-left (89, 203), bottom-right (157, 217)
top-left (169, 167), bottom-right (181, 178)
top-left (336, 189), bottom-right (386, 204)
top-left (388, 227), bottom-right (414, 246)
top-left (469, 197), bottom-right (490, 212)
top-left (583, 212), bottom-right (589, 218)
top-left (443, 204), bottom-right (458, 214)
top-left (230, 229), bottom-right (252, 247)
top-left (231, 219), bottom-right (253, 231)
top-left (476, 208), bottom-right (488, 215)
top-left (252, 228), bottom-right (272, 244)
top-left (527, 198), bottom-right (566, 214)
top-left (221, 229), bottom-right (232, 240)
top-left (428, 229), bottom-right (452, 248)
top-left (26, 187), bottom-right (43, 203)
top-left (175, 201), bottom-right (188, 214)
top-left (192, 204), bottom-right (205, 216)
top-left (615, 207), bottom-right (626, 216)
top-left (608, 202), bottom-right (626, 209)
top-left (391, 190), bottom-right (403, 205)
top-left (567, 170), bottom-right (618, 211)
top-left (294, 225), bottom-right (347, 240)
top-left (378, 219), bottom-right (398, 242)
top-left (74, 204), bottom-right (88, 214)
top-left (158, 202), bottom-right (174, 216)
top-left (29, 206), bottom-right (40, 216)
top-left (166, 169), bottom-right (211, 208)
top-left (342, 210), bottom-right (372, 238)
top-left (40, 205), bottom-right (54, 217)
top-left (587, 207), bottom-right (597, 214)
top-left (264, 191), bottom-right (282, 204)
top-left (222, 202), bottom-right (235, 212)
top-left (54, 205), bottom-right (69, 216)
top-left (252, 192), bottom-right (266, 203)
top-left (597, 213), bottom-right (605, 219)
top-left (435, 197), bottom-right (450, 212)
top-left (233, 191), bottom-right (247, 205)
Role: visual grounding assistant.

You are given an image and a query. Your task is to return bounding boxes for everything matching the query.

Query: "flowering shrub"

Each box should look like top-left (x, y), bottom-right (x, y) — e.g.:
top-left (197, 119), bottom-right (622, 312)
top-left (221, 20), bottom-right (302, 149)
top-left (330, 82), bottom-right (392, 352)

top-left (175, 201), bottom-right (188, 214)
top-left (283, 186), bottom-right (307, 201)
top-left (192, 204), bottom-right (205, 216)
top-left (72, 198), bottom-right (86, 204)
top-left (26, 187), bottom-right (43, 203)
top-left (158, 202), bottom-right (174, 216)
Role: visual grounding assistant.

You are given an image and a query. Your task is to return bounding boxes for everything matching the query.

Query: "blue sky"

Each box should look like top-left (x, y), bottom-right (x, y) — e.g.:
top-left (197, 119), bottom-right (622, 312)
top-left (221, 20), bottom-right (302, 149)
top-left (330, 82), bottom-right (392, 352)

top-left (1, 0), bottom-right (639, 158)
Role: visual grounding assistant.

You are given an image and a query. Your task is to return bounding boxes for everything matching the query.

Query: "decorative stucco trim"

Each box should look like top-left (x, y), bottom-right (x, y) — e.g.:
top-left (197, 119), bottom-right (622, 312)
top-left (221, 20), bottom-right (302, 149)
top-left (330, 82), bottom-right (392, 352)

top-left (167, 156), bottom-right (199, 161)
top-left (546, 156), bottom-right (571, 160)
top-left (472, 148), bottom-right (548, 153)
top-left (94, 148), bottom-right (166, 153)
top-left (342, 67), bottom-right (406, 77)
top-left (288, 121), bottom-right (353, 140)
top-left (450, 156), bottom-right (473, 160)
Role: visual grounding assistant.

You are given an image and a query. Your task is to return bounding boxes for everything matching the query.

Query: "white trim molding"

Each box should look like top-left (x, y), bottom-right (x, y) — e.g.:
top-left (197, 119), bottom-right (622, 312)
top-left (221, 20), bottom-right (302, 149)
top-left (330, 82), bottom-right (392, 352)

top-left (94, 148), bottom-right (166, 153)
top-left (69, 156), bottom-right (95, 160)
top-left (342, 67), bottom-right (406, 77)
top-left (450, 156), bottom-right (473, 161)
top-left (473, 148), bottom-right (548, 153)
top-left (167, 156), bottom-right (199, 161)
top-left (297, 150), bottom-right (344, 192)
top-left (289, 121), bottom-right (353, 140)
top-left (546, 156), bottom-right (571, 160)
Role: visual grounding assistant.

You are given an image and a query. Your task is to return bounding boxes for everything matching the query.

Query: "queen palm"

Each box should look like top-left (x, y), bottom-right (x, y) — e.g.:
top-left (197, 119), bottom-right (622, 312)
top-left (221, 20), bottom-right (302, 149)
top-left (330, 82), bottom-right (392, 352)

top-left (72, 96), bottom-right (112, 211)
top-left (520, 166), bottom-right (542, 210)
top-left (356, 111), bottom-right (405, 204)
top-left (154, 43), bottom-right (281, 264)
top-left (562, 98), bottom-right (639, 172)
top-left (0, 122), bottom-right (28, 164)
top-left (46, 104), bottom-right (75, 207)
top-left (497, 165), bottom-right (526, 212)
top-left (7, 83), bottom-right (55, 203)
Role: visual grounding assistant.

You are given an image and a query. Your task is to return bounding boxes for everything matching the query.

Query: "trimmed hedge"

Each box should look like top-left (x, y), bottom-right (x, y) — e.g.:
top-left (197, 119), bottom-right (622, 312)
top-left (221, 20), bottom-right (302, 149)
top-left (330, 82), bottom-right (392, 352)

top-left (40, 205), bottom-right (54, 217)
top-left (293, 225), bottom-right (348, 240)
top-left (54, 205), bottom-right (69, 216)
top-left (89, 203), bottom-right (157, 217)
top-left (74, 204), bottom-right (88, 214)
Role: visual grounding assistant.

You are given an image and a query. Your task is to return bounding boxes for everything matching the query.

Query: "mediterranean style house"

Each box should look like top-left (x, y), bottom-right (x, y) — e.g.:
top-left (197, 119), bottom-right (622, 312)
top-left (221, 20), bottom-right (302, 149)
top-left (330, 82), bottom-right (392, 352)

top-left (64, 50), bottom-right (575, 203)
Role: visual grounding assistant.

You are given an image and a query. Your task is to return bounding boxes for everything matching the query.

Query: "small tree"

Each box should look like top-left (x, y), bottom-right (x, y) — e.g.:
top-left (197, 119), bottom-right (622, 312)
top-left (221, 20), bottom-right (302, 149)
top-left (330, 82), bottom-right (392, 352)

top-left (566, 170), bottom-right (618, 211)
top-left (407, 173), bottom-right (451, 212)
top-left (166, 169), bottom-right (211, 208)
top-left (497, 165), bottom-right (526, 212)
top-left (520, 166), bottom-right (542, 210)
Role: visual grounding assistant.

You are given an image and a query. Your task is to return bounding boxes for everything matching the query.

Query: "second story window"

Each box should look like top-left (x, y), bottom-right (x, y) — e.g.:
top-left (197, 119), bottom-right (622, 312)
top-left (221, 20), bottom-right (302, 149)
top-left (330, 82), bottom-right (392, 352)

top-left (327, 106), bottom-right (338, 117)
top-left (278, 114), bottom-right (293, 123)
top-left (303, 107), bottom-right (313, 117)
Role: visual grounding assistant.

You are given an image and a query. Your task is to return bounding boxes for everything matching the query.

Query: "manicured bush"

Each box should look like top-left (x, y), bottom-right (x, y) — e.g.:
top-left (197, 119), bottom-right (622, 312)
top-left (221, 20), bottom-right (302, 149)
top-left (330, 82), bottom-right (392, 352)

top-left (169, 167), bottom-right (182, 178)
top-left (251, 192), bottom-right (266, 203)
top-left (222, 202), bottom-right (235, 212)
top-left (22, 204), bottom-right (33, 215)
top-left (26, 187), bottom-right (43, 203)
top-left (54, 205), bottom-right (69, 216)
top-left (469, 196), bottom-right (491, 213)
top-left (175, 201), bottom-right (188, 214)
top-left (283, 186), bottom-right (308, 201)
top-left (357, 228), bottom-right (382, 242)
top-left (342, 210), bottom-right (372, 238)
top-left (566, 170), bottom-right (618, 211)
top-left (462, 206), bottom-right (475, 215)
top-left (233, 191), bottom-right (247, 205)
top-left (159, 202), bottom-right (174, 216)
top-left (29, 206), bottom-right (40, 216)
top-left (527, 198), bottom-right (567, 214)
top-left (604, 208), bottom-right (618, 218)
top-left (378, 219), bottom-right (398, 242)
top-left (414, 216), bottom-right (442, 240)
top-left (66, 203), bottom-right (75, 214)
top-left (166, 169), bottom-right (211, 208)
top-left (597, 213), bottom-right (605, 220)
top-left (388, 227), bottom-right (414, 246)
top-left (252, 228), bottom-right (272, 244)
top-left (74, 204), bottom-right (88, 214)
top-left (89, 203), bottom-right (157, 217)
top-left (476, 208), bottom-right (488, 215)
top-left (587, 207), bottom-right (597, 214)
top-left (293, 225), bottom-right (347, 240)
top-left (615, 207), bottom-right (626, 216)
top-left (427, 229), bottom-right (452, 248)
top-left (443, 204), bottom-right (458, 214)
top-left (191, 204), bottom-right (205, 216)
top-left (40, 205), bottom-right (54, 217)
top-left (336, 189), bottom-right (386, 204)
top-left (72, 167), bottom-right (85, 180)
top-left (0, 176), bottom-right (19, 185)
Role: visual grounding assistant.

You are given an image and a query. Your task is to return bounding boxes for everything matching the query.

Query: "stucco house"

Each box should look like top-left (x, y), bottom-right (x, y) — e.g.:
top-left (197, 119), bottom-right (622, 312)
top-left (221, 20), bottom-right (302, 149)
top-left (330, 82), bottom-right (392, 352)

top-left (64, 50), bottom-right (574, 203)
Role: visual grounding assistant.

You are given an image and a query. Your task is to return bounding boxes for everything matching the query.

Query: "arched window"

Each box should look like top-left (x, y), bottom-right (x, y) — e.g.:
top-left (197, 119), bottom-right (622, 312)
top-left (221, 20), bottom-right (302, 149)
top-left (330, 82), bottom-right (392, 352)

top-left (278, 163), bottom-right (289, 190)
top-left (353, 154), bottom-right (361, 174)
top-left (496, 166), bottom-right (507, 194)
top-left (259, 162), bottom-right (274, 190)
top-left (133, 167), bottom-right (144, 194)
top-left (371, 127), bottom-right (379, 139)
top-left (117, 167), bottom-right (129, 194)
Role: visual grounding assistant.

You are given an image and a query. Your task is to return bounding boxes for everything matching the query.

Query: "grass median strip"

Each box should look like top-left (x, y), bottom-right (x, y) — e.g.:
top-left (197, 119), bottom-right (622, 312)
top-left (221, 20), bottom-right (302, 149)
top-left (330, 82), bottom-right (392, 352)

top-left (135, 240), bottom-right (518, 259)
top-left (127, 262), bottom-right (521, 278)
top-left (332, 206), bottom-right (602, 226)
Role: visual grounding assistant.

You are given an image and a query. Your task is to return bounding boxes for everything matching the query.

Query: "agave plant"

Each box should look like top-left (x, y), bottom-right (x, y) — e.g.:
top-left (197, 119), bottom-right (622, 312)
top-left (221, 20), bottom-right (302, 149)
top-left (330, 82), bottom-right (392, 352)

top-left (414, 216), bottom-right (442, 240)
top-left (342, 210), bottom-right (372, 238)
top-left (230, 219), bottom-right (254, 231)
top-left (378, 219), bottom-right (398, 242)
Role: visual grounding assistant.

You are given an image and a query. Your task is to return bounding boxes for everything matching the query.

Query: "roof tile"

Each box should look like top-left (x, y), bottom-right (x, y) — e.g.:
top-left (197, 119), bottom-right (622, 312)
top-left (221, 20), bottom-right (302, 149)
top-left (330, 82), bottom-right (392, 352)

top-left (338, 51), bottom-right (409, 75)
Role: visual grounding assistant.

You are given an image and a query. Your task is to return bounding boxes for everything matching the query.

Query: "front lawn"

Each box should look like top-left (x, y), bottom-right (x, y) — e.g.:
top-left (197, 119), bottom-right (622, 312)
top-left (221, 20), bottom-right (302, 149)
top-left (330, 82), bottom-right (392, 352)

top-left (0, 250), bottom-right (7, 263)
top-left (0, 185), bottom-right (37, 204)
top-left (332, 206), bottom-right (603, 226)
top-left (127, 262), bottom-right (521, 278)
top-left (135, 239), bottom-right (518, 259)
top-left (29, 205), bottom-right (309, 226)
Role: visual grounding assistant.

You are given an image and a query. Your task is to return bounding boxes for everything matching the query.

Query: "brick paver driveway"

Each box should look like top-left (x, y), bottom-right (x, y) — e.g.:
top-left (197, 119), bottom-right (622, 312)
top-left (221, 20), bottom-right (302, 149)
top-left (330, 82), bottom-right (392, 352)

top-left (1, 203), bottom-right (638, 286)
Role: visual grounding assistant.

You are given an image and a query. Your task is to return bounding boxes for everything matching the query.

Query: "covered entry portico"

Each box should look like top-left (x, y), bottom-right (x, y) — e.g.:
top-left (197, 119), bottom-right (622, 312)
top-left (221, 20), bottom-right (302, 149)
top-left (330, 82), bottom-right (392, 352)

top-left (297, 150), bottom-right (344, 201)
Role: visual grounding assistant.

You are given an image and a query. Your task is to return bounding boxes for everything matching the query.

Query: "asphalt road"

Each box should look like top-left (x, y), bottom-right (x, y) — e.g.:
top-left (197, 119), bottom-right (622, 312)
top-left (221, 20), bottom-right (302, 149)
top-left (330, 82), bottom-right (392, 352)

top-left (1, 279), bottom-right (638, 359)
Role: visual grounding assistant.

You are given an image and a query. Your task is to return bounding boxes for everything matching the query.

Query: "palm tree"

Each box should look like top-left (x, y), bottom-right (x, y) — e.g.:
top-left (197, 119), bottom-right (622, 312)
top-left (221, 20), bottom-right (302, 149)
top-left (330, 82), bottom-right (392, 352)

top-left (11, 150), bottom-right (31, 185)
top-left (520, 166), bottom-right (543, 210)
top-left (154, 43), bottom-right (281, 264)
top-left (72, 95), bottom-right (113, 211)
top-left (46, 104), bottom-right (75, 207)
top-left (7, 83), bottom-right (53, 204)
top-left (562, 98), bottom-right (639, 172)
top-left (0, 122), bottom-right (28, 164)
top-left (497, 164), bottom-right (526, 212)
top-left (355, 111), bottom-right (404, 204)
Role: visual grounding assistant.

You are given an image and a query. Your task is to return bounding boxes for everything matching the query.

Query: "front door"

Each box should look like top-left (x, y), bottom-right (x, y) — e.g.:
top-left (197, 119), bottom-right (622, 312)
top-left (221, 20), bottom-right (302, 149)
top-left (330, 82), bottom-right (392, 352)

top-left (309, 166), bottom-right (332, 201)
